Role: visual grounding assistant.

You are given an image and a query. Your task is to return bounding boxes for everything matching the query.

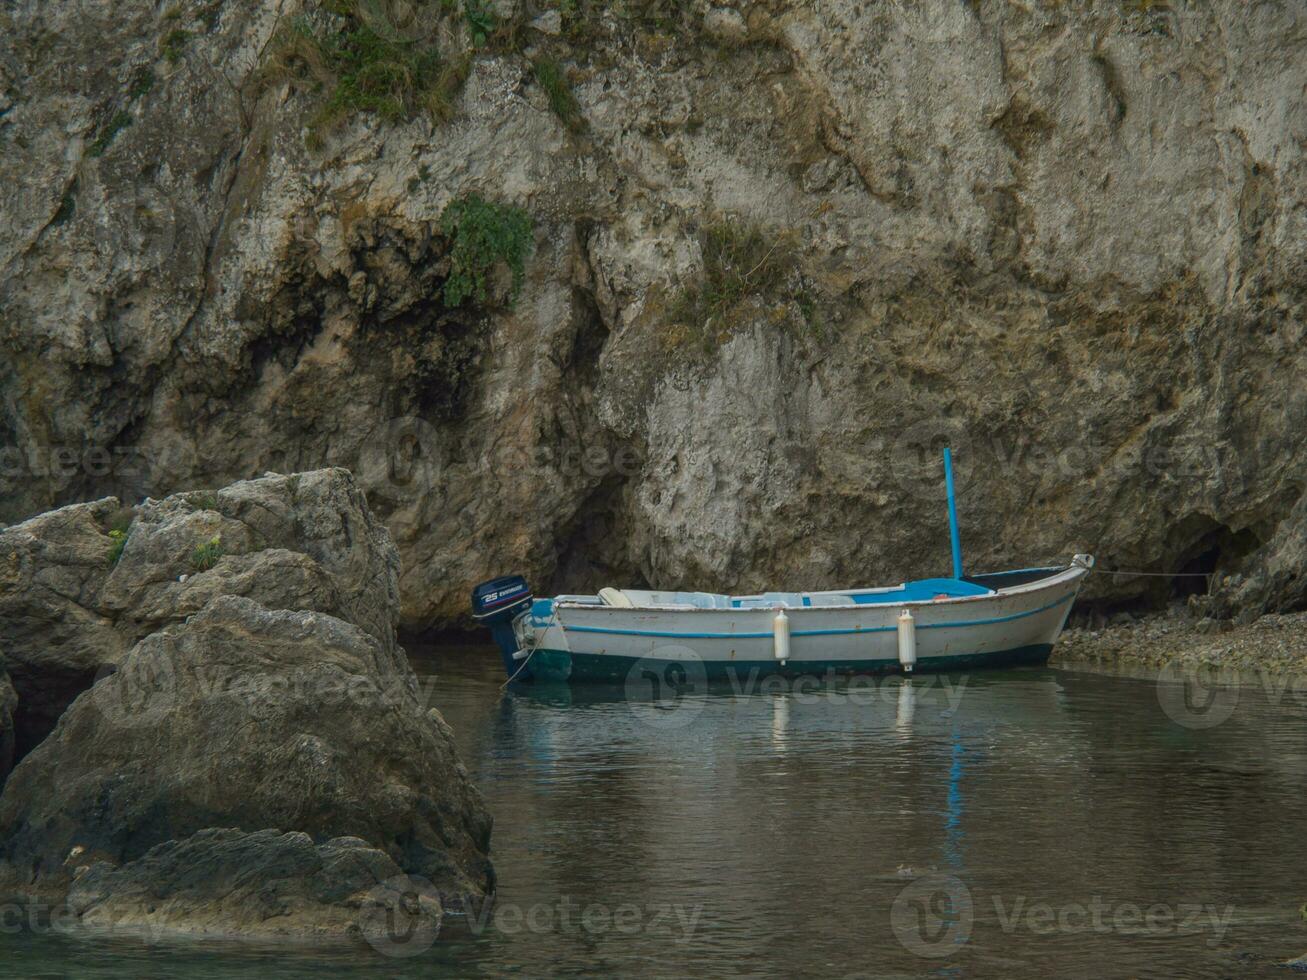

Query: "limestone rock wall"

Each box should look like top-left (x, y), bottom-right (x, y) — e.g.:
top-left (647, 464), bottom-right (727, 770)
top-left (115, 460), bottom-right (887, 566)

top-left (1, 0), bottom-right (1304, 628)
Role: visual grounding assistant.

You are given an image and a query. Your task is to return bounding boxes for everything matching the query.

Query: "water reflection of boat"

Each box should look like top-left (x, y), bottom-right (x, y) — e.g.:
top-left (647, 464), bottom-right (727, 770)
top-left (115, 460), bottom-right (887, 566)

top-left (493, 667), bottom-right (1074, 747)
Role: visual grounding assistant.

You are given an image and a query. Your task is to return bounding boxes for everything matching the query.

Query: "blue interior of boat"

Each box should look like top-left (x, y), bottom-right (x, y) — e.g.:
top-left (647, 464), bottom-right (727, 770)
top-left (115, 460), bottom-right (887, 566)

top-left (731, 577), bottom-right (993, 607)
top-left (844, 577), bottom-right (995, 604)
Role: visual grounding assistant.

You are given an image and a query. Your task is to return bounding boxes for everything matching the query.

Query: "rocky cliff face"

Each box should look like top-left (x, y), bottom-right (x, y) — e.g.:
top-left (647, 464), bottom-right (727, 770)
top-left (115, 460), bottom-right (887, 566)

top-left (2, 0), bottom-right (1304, 629)
top-left (0, 671), bottom-right (14, 782)
top-left (0, 469), bottom-right (493, 938)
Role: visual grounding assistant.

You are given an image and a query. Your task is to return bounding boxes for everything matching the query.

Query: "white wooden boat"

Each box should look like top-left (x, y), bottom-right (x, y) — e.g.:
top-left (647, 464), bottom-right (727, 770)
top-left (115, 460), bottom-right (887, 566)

top-left (472, 451), bottom-right (1093, 684)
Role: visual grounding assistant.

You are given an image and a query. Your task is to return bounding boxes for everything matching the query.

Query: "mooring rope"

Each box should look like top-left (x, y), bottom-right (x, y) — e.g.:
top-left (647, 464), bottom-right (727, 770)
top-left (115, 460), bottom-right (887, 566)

top-left (499, 612), bottom-right (555, 689)
top-left (1090, 568), bottom-right (1214, 578)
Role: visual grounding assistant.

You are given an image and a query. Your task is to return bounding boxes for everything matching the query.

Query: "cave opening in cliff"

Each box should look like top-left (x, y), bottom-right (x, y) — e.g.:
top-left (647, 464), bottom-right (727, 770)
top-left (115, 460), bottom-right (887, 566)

top-left (1071, 521), bottom-right (1263, 627)
top-left (3, 665), bottom-right (102, 783)
top-left (1169, 523), bottom-right (1261, 602)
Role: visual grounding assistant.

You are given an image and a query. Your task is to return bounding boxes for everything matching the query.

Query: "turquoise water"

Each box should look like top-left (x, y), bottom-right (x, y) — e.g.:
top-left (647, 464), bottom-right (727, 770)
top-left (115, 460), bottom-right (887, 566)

top-left (2, 648), bottom-right (1306, 977)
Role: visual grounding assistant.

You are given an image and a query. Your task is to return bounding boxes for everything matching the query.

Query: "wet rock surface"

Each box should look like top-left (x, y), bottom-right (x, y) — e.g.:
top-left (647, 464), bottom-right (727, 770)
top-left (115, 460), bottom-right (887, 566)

top-left (0, 470), bottom-right (492, 939)
top-left (0, 2), bottom-right (1303, 628)
top-left (64, 829), bottom-right (427, 943)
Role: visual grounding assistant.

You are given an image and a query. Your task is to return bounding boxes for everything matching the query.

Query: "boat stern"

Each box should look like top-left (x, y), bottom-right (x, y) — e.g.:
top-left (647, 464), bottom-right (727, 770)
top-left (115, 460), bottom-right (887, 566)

top-left (471, 575), bottom-right (533, 676)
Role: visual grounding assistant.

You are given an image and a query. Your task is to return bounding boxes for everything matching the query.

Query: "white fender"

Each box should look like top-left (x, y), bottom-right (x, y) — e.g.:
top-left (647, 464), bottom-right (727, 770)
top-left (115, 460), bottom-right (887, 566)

top-left (897, 609), bottom-right (916, 672)
top-left (773, 608), bottom-right (790, 664)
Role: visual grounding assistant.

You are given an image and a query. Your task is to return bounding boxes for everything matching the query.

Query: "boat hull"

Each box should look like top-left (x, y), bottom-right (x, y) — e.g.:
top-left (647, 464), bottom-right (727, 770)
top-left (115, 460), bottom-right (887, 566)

top-left (519, 643), bottom-right (1055, 684)
top-left (509, 558), bottom-right (1092, 684)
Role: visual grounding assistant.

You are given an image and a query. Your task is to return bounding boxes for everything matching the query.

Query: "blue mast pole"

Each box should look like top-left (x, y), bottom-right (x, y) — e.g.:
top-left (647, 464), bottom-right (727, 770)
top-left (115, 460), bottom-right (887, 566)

top-left (943, 447), bottom-right (963, 580)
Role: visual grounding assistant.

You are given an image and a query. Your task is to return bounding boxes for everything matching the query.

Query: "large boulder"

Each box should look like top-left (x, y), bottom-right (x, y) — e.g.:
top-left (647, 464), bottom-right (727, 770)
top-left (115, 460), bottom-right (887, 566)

top-left (0, 496), bottom-right (133, 761)
top-left (0, 467), bottom-right (399, 761)
top-left (0, 470), bottom-right (492, 940)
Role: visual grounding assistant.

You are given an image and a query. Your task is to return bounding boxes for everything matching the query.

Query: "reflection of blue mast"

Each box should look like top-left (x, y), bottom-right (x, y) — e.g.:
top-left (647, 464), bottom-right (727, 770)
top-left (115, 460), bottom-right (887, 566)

top-left (943, 732), bottom-right (966, 870)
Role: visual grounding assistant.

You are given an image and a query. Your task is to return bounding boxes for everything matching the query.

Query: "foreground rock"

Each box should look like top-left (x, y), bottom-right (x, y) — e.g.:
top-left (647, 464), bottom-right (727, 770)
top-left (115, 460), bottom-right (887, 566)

top-left (0, 467), bottom-right (399, 768)
top-left (0, 470), bottom-right (492, 941)
top-left (66, 829), bottom-right (437, 944)
top-left (1053, 609), bottom-right (1307, 674)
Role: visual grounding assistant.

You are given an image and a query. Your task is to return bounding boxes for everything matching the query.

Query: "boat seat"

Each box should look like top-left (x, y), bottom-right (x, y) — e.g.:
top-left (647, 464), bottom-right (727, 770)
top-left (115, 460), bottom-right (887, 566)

top-left (732, 592), bottom-right (858, 608)
top-left (598, 587), bottom-right (634, 608)
top-left (806, 594), bottom-right (857, 607)
top-left (613, 589), bottom-right (733, 609)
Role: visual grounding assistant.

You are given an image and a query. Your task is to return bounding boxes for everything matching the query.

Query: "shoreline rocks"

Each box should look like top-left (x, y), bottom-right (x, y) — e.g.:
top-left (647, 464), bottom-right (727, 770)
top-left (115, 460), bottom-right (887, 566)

top-left (1053, 609), bottom-right (1307, 675)
top-left (0, 469), bottom-right (493, 941)
top-left (64, 829), bottom-right (431, 945)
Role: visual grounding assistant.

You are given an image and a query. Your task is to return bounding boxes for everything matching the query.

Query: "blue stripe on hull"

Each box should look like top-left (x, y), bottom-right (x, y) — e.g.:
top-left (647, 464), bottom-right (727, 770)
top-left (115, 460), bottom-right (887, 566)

top-left (516, 644), bottom-right (1054, 684)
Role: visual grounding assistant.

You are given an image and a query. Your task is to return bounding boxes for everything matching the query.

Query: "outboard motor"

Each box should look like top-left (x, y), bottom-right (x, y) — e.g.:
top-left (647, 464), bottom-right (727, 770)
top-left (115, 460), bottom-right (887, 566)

top-left (471, 575), bottom-right (533, 677)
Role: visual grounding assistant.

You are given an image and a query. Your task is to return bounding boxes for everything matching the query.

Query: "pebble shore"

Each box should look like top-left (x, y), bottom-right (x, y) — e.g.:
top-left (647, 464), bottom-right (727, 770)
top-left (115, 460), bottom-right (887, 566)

top-left (1052, 610), bottom-right (1307, 674)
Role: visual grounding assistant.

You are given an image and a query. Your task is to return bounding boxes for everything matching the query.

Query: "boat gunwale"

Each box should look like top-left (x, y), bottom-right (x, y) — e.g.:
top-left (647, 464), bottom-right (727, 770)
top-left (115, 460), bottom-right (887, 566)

top-left (549, 556), bottom-right (1094, 616)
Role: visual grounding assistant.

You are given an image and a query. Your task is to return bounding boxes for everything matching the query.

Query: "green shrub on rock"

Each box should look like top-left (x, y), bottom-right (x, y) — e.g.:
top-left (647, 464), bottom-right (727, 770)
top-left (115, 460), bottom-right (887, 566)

top-left (107, 529), bottom-right (128, 567)
top-left (438, 194), bottom-right (534, 308)
top-left (191, 536), bottom-right (224, 572)
top-left (532, 56), bottom-right (584, 132)
top-left (267, 0), bottom-right (469, 147)
top-left (670, 219), bottom-right (823, 351)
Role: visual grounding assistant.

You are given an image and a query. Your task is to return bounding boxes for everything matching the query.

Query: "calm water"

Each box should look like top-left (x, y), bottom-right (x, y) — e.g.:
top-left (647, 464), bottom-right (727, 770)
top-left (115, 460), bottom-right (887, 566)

top-left (3, 648), bottom-right (1306, 977)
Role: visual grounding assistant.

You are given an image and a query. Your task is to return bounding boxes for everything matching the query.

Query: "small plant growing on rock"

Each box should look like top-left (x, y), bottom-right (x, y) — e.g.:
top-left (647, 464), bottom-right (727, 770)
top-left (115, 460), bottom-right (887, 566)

top-left (439, 194), bottom-right (534, 307)
top-left (188, 491), bottom-right (219, 512)
top-left (88, 110), bottom-right (133, 157)
top-left (107, 529), bottom-right (128, 567)
top-left (191, 535), bottom-right (224, 572)
top-left (532, 56), bottom-right (584, 132)
top-left (129, 67), bottom-right (156, 100)
top-left (462, 0), bottom-right (495, 46)
top-left (670, 219), bottom-right (822, 351)
top-left (105, 507), bottom-right (136, 567)
top-left (160, 28), bottom-right (192, 63)
top-left (266, 0), bottom-right (469, 147)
